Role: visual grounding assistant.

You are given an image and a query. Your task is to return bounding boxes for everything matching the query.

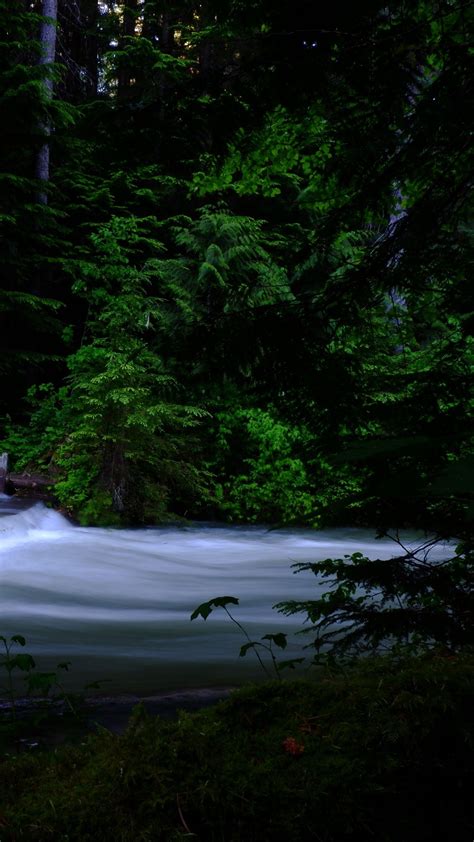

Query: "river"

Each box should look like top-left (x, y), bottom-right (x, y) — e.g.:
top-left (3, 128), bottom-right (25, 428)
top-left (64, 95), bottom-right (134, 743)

top-left (0, 494), bottom-right (447, 696)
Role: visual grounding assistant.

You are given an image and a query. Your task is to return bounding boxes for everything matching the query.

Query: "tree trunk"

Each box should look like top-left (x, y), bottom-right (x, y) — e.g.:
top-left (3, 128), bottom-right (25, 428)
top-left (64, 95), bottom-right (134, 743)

top-left (199, 1), bottom-right (212, 91)
top-left (83, 0), bottom-right (98, 96)
top-left (59, 0), bottom-right (98, 101)
top-left (36, 0), bottom-right (58, 205)
top-left (117, 0), bottom-right (138, 99)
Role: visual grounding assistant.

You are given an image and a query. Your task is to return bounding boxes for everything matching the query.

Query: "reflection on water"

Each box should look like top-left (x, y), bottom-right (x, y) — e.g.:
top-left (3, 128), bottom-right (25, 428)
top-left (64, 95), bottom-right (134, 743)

top-left (0, 496), bottom-right (450, 693)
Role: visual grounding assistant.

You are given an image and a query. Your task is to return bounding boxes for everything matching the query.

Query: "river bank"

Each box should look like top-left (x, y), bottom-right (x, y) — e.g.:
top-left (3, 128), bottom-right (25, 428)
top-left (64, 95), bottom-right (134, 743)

top-left (1, 654), bottom-right (472, 841)
top-left (1, 687), bottom-right (233, 752)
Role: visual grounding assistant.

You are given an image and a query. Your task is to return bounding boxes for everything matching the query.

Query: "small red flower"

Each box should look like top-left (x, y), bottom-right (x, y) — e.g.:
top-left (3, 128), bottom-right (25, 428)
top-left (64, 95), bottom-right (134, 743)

top-left (282, 736), bottom-right (305, 756)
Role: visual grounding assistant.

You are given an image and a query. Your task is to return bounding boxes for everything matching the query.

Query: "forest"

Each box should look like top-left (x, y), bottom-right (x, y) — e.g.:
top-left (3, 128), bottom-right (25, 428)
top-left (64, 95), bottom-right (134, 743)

top-left (1, 0), bottom-right (472, 533)
top-left (0, 1), bottom-right (474, 839)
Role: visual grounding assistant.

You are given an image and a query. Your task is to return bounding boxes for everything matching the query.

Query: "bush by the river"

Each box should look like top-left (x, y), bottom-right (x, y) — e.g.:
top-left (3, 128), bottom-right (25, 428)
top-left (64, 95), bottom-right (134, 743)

top-left (0, 653), bottom-right (473, 841)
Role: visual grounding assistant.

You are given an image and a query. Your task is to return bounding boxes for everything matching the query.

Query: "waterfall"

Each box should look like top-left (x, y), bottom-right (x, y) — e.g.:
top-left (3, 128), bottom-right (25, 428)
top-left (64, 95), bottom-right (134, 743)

top-left (0, 452), bottom-right (8, 494)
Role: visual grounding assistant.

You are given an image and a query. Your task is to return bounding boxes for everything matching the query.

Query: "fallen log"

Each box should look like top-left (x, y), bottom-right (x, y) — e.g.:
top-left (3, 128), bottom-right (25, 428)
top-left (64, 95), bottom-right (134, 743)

top-left (7, 472), bottom-right (56, 492)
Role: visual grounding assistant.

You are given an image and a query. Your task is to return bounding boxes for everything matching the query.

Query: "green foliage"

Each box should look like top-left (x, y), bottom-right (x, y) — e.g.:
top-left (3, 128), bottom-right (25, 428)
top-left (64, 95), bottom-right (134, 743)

top-left (145, 206), bottom-right (293, 329)
top-left (0, 0), bottom-right (67, 407)
top-left (0, 655), bottom-right (472, 840)
top-left (104, 33), bottom-right (194, 94)
top-left (1, 0), bottom-right (472, 536)
top-left (0, 635), bottom-right (79, 734)
top-left (57, 216), bottom-right (209, 522)
top-left (208, 406), bottom-right (320, 524)
top-left (193, 105), bottom-right (337, 204)
top-left (1, 383), bottom-right (68, 474)
top-left (277, 538), bottom-right (474, 656)
top-left (191, 596), bottom-right (303, 678)
top-left (3, 216), bottom-right (210, 523)
top-left (190, 595), bottom-right (240, 621)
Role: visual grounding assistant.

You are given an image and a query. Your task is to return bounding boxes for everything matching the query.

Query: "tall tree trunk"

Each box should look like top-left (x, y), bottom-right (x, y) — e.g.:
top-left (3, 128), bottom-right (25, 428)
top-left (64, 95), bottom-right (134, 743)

top-left (83, 0), bottom-right (99, 97)
top-left (158, 11), bottom-right (170, 117)
top-left (55, 0), bottom-right (98, 101)
top-left (36, 0), bottom-right (58, 205)
top-left (160, 11), bottom-right (170, 52)
top-left (117, 0), bottom-right (138, 99)
top-left (199, 0), bottom-right (212, 92)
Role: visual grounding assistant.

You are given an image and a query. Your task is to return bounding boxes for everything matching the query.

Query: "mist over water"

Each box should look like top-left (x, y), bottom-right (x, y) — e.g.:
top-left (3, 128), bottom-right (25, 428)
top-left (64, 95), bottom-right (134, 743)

top-left (0, 496), bottom-right (450, 694)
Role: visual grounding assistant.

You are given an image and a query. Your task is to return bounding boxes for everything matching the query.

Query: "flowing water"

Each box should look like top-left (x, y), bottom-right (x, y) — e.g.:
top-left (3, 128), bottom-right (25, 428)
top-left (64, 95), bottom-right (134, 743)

top-left (0, 495), bottom-right (450, 695)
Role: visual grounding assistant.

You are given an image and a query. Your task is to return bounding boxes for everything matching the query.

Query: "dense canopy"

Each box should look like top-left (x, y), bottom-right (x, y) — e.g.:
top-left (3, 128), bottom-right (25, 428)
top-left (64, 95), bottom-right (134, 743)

top-left (0, 0), bottom-right (472, 532)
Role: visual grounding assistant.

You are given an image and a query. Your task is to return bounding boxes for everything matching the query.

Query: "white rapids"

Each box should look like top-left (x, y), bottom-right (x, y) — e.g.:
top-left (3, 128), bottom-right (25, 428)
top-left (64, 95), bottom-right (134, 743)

top-left (0, 497), bottom-right (451, 693)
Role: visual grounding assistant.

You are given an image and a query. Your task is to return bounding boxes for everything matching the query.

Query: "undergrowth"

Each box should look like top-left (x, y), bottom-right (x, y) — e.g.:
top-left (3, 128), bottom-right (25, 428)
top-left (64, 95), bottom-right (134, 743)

top-left (0, 652), bottom-right (473, 841)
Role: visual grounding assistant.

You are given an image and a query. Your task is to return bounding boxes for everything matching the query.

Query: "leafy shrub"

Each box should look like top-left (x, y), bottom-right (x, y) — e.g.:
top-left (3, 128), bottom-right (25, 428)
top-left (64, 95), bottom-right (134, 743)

top-left (209, 406), bottom-right (320, 525)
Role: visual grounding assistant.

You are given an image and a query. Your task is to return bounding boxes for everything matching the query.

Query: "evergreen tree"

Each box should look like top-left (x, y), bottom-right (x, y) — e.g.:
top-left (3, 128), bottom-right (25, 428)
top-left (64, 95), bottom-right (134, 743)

top-left (1, 0), bottom-right (472, 542)
top-left (0, 0), bottom-right (68, 415)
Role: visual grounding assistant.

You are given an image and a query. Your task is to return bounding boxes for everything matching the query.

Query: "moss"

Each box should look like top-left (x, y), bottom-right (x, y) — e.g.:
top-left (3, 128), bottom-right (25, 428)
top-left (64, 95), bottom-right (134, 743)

top-left (0, 654), bottom-right (473, 841)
